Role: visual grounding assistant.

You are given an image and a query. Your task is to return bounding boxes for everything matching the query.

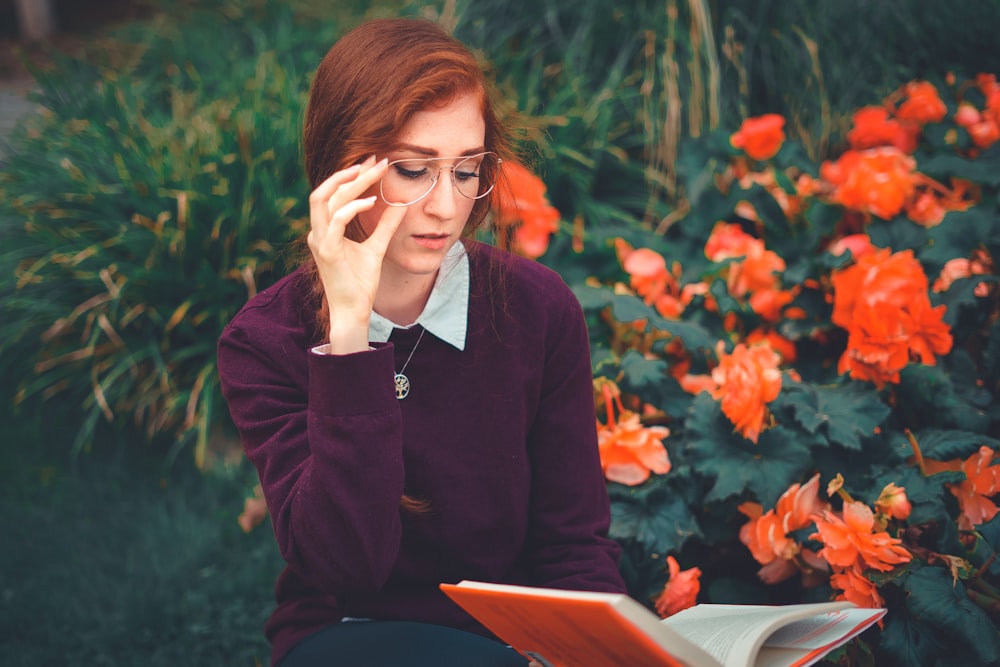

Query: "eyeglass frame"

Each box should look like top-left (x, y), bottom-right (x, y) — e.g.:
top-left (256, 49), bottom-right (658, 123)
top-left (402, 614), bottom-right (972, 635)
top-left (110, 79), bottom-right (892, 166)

top-left (377, 151), bottom-right (502, 207)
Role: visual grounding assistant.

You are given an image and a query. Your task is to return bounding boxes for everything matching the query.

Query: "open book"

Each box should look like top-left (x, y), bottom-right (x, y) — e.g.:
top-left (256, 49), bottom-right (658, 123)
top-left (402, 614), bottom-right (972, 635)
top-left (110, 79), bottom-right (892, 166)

top-left (440, 580), bottom-right (885, 667)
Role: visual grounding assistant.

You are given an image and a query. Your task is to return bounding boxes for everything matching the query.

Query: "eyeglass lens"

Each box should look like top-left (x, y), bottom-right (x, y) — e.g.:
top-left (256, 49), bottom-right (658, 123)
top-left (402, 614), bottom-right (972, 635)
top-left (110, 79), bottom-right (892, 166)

top-left (380, 153), bottom-right (497, 206)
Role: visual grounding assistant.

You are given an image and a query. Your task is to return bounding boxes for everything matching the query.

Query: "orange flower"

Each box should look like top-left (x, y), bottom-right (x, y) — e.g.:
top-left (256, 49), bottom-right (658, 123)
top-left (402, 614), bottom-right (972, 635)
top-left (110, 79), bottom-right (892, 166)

top-left (847, 106), bottom-right (918, 153)
top-left (704, 223), bottom-right (791, 322)
top-left (730, 114), bottom-right (786, 161)
top-left (705, 221), bottom-right (758, 262)
top-left (875, 483), bottom-right (912, 521)
top-left (933, 258), bottom-right (974, 292)
top-left (615, 240), bottom-right (687, 319)
top-left (830, 565), bottom-right (885, 609)
top-left (738, 474), bottom-right (829, 583)
top-left (654, 556), bottom-right (702, 618)
top-left (948, 446), bottom-right (1000, 529)
top-left (748, 287), bottom-right (797, 322)
top-left (836, 301), bottom-right (917, 387)
top-left (933, 249), bottom-right (994, 293)
top-left (495, 161), bottom-right (561, 259)
top-left (678, 373), bottom-right (717, 396)
top-left (735, 168), bottom-right (811, 219)
top-left (831, 249), bottom-right (923, 326)
top-left (811, 501), bottom-right (912, 572)
top-left (831, 248), bottom-right (952, 388)
top-left (828, 234), bottom-right (876, 260)
top-left (894, 81), bottom-right (948, 125)
top-left (596, 385), bottom-right (671, 486)
top-left (952, 76), bottom-right (1000, 151)
top-left (906, 190), bottom-right (947, 226)
top-left (728, 245), bottom-right (786, 298)
top-left (903, 297), bottom-right (954, 366)
top-left (745, 328), bottom-right (797, 364)
top-left (820, 147), bottom-right (918, 220)
top-left (905, 176), bottom-right (976, 227)
top-left (710, 342), bottom-right (782, 443)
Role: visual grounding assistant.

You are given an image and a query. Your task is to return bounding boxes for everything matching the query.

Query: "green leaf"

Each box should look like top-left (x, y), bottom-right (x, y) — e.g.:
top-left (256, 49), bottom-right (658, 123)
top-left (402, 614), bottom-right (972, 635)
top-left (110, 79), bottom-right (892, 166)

top-left (901, 565), bottom-right (1000, 666)
top-left (922, 208), bottom-right (1000, 274)
top-left (963, 513), bottom-right (1000, 577)
top-left (913, 428), bottom-right (1000, 461)
top-left (919, 152), bottom-right (1000, 188)
top-left (684, 394), bottom-right (812, 506)
top-left (608, 480), bottom-right (702, 555)
top-left (898, 364), bottom-right (991, 433)
top-left (617, 351), bottom-right (694, 419)
top-left (609, 293), bottom-right (658, 323)
top-left (774, 381), bottom-right (891, 450)
top-left (933, 277), bottom-right (997, 330)
top-left (878, 609), bottom-right (948, 667)
top-left (573, 283), bottom-right (616, 312)
top-left (866, 217), bottom-right (930, 254)
top-left (650, 318), bottom-right (718, 355)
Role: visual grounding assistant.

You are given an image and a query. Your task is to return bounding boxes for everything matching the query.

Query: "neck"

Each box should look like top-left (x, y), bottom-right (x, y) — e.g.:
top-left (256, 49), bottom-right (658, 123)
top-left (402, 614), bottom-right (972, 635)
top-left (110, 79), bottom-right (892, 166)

top-left (374, 266), bottom-right (437, 326)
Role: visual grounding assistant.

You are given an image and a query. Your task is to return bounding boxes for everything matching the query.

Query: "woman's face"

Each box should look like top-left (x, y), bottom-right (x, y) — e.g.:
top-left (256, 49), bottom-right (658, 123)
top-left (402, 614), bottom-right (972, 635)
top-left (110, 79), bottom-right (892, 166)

top-left (357, 92), bottom-right (486, 285)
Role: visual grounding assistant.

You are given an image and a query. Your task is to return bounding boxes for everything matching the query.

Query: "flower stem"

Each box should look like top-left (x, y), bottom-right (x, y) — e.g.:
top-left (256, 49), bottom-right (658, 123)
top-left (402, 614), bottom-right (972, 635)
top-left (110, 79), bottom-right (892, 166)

top-left (905, 429), bottom-right (927, 476)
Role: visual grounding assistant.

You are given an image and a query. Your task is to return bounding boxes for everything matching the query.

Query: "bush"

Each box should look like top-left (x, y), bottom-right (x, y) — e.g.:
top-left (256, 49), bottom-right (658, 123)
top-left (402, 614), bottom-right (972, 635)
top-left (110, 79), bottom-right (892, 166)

top-left (0, 1), bottom-right (349, 465)
top-left (568, 78), bottom-right (1000, 665)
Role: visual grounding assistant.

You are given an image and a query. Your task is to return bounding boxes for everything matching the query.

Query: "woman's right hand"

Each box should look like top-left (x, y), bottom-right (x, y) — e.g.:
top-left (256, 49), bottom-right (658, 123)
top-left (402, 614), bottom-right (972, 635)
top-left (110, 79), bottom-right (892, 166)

top-left (307, 155), bottom-right (407, 353)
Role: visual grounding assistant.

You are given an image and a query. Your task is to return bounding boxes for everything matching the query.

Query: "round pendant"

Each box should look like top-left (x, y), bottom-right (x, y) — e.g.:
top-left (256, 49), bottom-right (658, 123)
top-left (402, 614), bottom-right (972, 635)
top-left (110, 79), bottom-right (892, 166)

top-left (394, 373), bottom-right (410, 400)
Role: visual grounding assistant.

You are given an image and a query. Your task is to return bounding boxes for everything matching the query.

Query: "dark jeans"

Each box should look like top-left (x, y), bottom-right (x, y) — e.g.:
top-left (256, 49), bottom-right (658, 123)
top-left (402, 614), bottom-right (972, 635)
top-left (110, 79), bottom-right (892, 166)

top-left (278, 620), bottom-right (529, 667)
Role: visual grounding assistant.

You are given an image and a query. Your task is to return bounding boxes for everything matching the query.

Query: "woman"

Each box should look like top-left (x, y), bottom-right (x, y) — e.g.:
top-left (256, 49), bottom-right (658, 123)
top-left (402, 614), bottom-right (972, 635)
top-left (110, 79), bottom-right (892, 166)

top-left (217, 17), bottom-right (626, 667)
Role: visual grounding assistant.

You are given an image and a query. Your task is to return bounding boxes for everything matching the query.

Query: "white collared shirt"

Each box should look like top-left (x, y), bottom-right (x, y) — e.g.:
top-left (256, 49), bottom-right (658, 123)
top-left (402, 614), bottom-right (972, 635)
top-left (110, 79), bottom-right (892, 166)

top-left (312, 241), bottom-right (469, 354)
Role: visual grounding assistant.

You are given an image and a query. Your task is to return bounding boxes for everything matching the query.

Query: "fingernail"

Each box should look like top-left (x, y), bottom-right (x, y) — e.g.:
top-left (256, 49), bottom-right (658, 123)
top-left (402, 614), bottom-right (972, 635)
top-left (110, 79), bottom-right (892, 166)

top-left (363, 155), bottom-right (377, 166)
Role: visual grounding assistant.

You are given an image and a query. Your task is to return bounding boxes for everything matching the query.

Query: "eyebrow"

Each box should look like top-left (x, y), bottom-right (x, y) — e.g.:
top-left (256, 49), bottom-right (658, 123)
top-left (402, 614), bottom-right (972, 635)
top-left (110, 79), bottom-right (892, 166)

top-left (392, 143), bottom-right (488, 157)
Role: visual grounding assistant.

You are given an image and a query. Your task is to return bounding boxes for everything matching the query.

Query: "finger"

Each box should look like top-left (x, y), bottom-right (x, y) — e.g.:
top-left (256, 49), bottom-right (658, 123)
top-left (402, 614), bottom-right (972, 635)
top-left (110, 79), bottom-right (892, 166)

top-left (327, 196), bottom-right (378, 239)
top-left (324, 158), bottom-right (391, 230)
top-left (364, 203), bottom-right (408, 256)
top-left (309, 163), bottom-right (361, 238)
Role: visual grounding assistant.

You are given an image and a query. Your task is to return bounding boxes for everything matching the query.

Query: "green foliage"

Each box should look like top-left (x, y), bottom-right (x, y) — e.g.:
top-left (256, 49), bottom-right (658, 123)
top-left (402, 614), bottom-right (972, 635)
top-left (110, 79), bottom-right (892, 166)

top-left (0, 2), bottom-right (346, 464)
top-left (455, 0), bottom-right (719, 228)
top-left (571, 65), bottom-right (1000, 663)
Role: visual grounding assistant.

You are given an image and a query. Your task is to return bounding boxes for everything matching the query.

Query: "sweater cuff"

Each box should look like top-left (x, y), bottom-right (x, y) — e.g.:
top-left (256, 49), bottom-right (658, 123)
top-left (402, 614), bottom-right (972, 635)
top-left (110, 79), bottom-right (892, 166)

top-left (308, 342), bottom-right (396, 416)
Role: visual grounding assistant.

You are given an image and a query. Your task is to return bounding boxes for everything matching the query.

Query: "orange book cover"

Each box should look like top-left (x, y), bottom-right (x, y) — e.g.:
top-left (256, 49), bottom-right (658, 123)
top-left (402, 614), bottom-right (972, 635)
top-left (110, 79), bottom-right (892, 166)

top-left (440, 582), bottom-right (706, 667)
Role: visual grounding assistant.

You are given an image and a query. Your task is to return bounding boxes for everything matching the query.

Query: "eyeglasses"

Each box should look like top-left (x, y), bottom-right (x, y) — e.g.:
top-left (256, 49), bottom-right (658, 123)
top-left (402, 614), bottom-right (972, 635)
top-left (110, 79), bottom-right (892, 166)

top-left (379, 152), bottom-right (501, 207)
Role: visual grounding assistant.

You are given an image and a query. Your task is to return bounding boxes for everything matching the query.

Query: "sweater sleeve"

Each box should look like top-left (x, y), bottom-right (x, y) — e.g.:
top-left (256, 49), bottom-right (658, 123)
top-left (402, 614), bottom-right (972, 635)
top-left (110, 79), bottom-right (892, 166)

top-left (521, 282), bottom-right (626, 593)
top-left (217, 311), bottom-right (406, 596)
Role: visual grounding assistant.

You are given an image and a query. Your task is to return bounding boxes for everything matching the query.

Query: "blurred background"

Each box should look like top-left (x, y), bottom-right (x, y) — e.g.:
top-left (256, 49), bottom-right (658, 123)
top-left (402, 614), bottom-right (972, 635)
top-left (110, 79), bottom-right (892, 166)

top-left (1, 1), bottom-right (997, 664)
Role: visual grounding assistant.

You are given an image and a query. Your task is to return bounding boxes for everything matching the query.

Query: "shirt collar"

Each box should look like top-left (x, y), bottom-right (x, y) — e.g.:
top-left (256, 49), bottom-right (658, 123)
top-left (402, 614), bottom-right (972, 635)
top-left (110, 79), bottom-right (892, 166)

top-left (368, 241), bottom-right (469, 351)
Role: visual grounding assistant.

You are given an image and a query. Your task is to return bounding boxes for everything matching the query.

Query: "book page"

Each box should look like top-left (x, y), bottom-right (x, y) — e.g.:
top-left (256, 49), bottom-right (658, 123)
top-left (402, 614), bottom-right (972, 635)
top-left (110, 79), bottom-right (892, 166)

top-left (660, 603), bottom-right (850, 667)
top-left (754, 607), bottom-right (885, 667)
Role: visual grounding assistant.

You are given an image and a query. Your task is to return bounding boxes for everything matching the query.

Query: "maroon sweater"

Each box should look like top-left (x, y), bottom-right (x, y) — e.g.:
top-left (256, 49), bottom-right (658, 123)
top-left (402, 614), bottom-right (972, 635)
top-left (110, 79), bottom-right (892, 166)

top-left (217, 242), bottom-right (625, 664)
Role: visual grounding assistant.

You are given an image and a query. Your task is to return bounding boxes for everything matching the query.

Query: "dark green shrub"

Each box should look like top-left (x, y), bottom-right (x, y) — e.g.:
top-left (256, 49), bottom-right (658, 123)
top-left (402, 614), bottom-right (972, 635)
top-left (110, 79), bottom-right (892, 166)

top-left (0, 1), bottom-right (347, 465)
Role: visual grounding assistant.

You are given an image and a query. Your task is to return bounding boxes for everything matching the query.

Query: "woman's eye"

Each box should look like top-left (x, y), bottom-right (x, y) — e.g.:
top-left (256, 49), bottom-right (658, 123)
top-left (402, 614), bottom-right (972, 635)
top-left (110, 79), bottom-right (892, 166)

top-left (395, 164), bottom-right (428, 180)
top-left (455, 168), bottom-right (480, 182)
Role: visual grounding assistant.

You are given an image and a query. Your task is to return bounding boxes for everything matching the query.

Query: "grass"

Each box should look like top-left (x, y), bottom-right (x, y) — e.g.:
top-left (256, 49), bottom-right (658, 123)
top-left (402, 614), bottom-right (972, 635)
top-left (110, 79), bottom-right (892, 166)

top-left (0, 402), bottom-right (284, 666)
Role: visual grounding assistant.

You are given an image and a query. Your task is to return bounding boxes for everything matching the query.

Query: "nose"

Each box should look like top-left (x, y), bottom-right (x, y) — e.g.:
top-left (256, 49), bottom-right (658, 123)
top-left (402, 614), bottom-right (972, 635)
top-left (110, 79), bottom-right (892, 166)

top-left (423, 166), bottom-right (459, 219)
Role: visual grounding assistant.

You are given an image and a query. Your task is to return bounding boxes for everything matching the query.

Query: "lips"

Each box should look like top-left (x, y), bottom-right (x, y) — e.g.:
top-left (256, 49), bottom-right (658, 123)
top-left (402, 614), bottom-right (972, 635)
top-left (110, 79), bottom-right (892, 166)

top-left (412, 233), bottom-right (450, 249)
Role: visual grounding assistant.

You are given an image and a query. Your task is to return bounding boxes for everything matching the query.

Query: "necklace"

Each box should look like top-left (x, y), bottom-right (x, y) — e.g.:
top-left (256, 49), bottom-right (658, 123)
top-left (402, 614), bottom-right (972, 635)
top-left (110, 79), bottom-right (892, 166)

top-left (394, 328), bottom-right (426, 400)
